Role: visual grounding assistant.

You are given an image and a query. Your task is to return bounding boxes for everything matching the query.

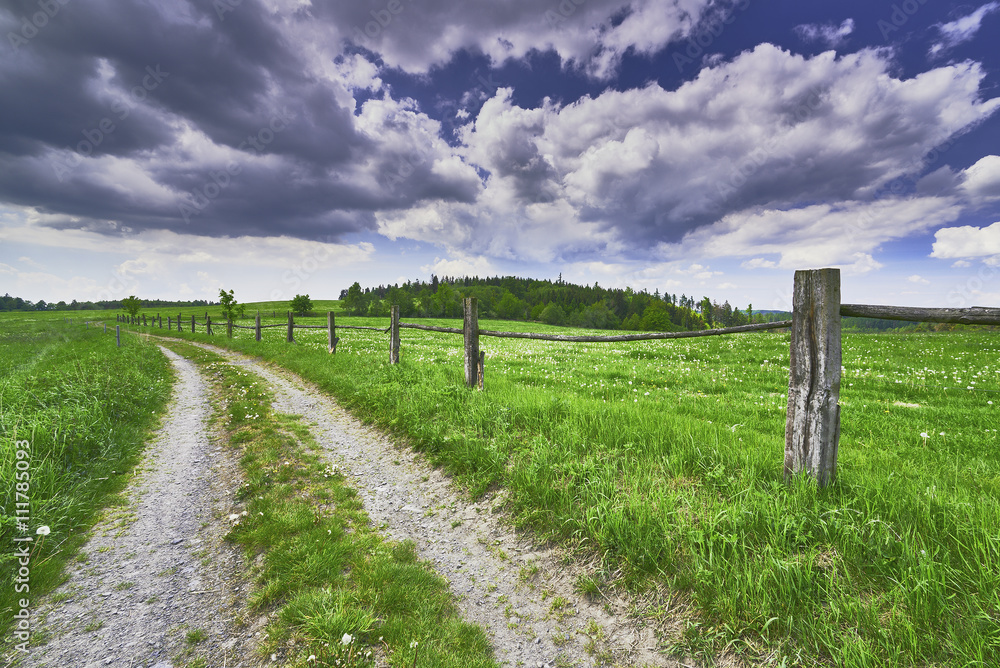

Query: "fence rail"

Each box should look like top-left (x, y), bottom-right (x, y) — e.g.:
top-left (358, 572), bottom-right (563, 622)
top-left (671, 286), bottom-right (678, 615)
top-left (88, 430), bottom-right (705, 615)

top-left (113, 270), bottom-right (996, 487)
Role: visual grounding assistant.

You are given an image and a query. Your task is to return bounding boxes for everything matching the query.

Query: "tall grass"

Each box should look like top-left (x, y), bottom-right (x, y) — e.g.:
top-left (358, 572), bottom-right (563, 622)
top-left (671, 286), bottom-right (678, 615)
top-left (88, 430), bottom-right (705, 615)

top-left (128, 315), bottom-right (1000, 665)
top-left (0, 317), bottom-right (171, 637)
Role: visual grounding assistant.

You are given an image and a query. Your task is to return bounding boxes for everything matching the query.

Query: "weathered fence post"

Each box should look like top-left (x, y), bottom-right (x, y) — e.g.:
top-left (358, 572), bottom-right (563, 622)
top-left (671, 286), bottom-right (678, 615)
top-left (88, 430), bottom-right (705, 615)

top-left (116, 325), bottom-right (121, 348)
top-left (142, 314), bottom-right (147, 326)
top-left (287, 311), bottom-right (294, 343)
top-left (227, 318), bottom-right (233, 338)
top-left (158, 314), bottom-right (162, 328)
top-left (191, 314), bottom-right (195, 333)
top-left (178, 313), bottom-right (181, 330)
top-left (207, 315), bottom-right (212, 336)
top-left (463, 297), bottom-right (480, 389)
top-left (785, 268), bottom-right (842, 487)
top-left (255, 311), bottom-right (262, 342)
top-left (327, 311), bottom-right (339, 353)
top-left (389, 305), bottom-right (400, 364)
top-left (168, 316), bottom-right (172, 330)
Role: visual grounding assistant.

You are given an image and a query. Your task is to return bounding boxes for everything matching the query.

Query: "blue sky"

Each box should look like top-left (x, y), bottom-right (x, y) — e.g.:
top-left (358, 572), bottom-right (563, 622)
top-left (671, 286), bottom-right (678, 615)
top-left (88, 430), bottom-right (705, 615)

top-left (1, 0), bottom-right (999, 310)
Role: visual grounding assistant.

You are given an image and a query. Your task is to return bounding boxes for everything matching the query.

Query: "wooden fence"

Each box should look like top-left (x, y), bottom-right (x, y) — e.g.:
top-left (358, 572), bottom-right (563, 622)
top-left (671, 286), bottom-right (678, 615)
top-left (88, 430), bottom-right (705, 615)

top-left (117, 269), bottom-right (999, 487)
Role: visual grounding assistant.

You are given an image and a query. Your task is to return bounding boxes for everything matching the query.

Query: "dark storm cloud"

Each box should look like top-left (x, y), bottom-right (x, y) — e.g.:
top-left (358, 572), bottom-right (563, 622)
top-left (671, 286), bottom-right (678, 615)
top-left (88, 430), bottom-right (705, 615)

top-left (0, 0), bottom-right (477, 241)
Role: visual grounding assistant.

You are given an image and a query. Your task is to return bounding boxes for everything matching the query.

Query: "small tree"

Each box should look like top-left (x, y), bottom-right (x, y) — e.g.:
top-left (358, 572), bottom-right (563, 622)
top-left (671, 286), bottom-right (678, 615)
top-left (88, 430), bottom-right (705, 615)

top-left (121, 295), bottom-right (142, 318)
top-left (290, 294), bottom-right (313, 316)
top-left (219, 289), bottom-right (245, 322)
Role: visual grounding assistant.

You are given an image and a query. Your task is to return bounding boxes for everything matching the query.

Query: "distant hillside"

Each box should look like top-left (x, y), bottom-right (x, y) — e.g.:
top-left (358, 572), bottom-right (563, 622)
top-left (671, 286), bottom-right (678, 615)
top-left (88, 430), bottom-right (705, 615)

top-left (337, 274), bottom-right (784, 333)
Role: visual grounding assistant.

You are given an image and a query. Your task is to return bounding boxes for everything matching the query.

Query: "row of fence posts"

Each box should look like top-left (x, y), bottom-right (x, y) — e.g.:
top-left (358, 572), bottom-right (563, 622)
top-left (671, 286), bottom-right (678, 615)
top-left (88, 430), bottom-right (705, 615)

top-left (105, 268), bottom-right (999, 488)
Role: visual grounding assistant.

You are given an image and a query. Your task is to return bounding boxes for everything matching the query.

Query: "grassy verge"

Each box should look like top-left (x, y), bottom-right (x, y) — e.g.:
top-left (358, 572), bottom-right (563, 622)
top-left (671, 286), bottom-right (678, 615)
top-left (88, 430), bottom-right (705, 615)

top-left (158, 340), bottom-right (497, 668)
top-left (0, 318), bottom-right (172, 641)
top-left (140, 318), bottom-right (999, 667)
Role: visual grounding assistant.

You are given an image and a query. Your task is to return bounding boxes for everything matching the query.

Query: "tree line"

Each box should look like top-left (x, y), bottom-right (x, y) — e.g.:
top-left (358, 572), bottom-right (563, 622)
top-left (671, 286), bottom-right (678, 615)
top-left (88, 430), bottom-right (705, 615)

top-left (338, 275), bottom-right (784, 332)
top-left (0, 294), bottom-right (213, 312)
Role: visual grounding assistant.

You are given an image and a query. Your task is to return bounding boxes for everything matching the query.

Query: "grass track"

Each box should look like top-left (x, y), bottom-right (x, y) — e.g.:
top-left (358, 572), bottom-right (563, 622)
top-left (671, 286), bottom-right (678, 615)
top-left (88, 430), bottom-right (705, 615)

top-left (157, 339), bottom-right (497, 668)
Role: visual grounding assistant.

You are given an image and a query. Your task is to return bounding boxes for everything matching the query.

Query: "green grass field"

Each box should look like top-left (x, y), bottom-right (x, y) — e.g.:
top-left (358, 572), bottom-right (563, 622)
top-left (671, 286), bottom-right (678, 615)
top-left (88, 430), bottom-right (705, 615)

top-left (133, 309), bottom-right (999, 667)
top-left (5, 307), bottom-right (999, 666)
top-left (0, 313), bottom-right (172, 637)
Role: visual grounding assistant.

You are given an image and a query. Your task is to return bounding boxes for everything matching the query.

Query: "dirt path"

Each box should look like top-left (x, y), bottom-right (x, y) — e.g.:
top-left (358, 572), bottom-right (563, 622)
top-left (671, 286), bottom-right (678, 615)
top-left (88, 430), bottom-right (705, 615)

top-left (16, 340), bottom-right (681, 668)
top-left (192, 342), bottom-right (675, 668)
top-left (16, 347), bottom-right (264, 668)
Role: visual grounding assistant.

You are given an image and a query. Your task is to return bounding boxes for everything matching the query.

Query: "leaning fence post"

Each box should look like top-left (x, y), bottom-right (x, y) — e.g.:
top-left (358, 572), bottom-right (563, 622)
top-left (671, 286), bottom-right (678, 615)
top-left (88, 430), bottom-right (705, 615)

top-left (327, 311), bottom-right (339, 353)
top-left (287, 311), bottom-right (294, 343)
top-left (116, 325), bottom-right (121, 348)
top-left (784, 268), bottom-right (842, 487)
top-left (464, 297), bottom-right (480, 389)
top-left (255, 311), bottom-right (262, 341)
top-left (389, 305), bottom-right (400, 364)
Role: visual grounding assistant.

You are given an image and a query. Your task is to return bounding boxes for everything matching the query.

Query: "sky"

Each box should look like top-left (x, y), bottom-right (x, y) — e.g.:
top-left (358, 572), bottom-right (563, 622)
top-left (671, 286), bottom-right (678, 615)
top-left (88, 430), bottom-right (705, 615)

top-left (1, 0), bottom-right (999, 311)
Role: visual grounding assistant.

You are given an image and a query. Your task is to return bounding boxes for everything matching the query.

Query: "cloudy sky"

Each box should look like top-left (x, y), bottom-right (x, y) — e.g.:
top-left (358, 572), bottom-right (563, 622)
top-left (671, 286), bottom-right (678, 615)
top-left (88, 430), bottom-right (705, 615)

top-left (1, 0), bottom-right (999, 310)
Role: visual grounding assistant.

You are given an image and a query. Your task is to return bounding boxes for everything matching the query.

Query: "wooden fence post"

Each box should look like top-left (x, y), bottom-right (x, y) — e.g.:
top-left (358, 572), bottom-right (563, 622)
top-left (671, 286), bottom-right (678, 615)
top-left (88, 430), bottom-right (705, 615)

top-left (464, 297), bottom-right (480, 389)
top-left (116, 325), bottom-right (121, 348)
top-left (142, 314), bottom-right (146, 326)
top-left (227, 318), bottom-right (233, 338)
top-left (785, 268), bottom-right (842, 487)
top-left (287, 311), bottom-right (294, 343)
top-left (191, 314), bottom-right (195, 333)
top-left (178, 313), bottom-right (181, 331)
top-left (158, 314), bottom-right (162, 328)
top-left (207, 315), bottom-right (212, 335)
top-left (255, 312), bottom-right (261, 341)
top-left (327, 311), bottom-right (339, 353)
top-left (168, 317), bottom-right (171, 330)
top-left (389, 305), bottom-right (400, 364)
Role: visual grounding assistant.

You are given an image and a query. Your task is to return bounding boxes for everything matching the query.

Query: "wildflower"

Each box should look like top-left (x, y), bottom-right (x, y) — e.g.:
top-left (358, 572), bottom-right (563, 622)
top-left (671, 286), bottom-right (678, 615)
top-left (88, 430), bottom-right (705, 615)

top-left (36, 526), bottom-right (51, 536)
top-left (410, 640), bottom-right (418, 649)
top-left (342, 633), bottom-right (353, 646)
top-left (307, 656), bottom-right (316, 663)
top-left (920, 432), bottom-right (929, 439)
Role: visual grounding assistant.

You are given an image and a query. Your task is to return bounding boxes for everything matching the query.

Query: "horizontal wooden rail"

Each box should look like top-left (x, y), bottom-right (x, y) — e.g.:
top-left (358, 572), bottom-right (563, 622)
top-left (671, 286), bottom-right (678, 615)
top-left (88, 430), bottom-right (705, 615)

top-left (841, 304), bottom-right (1000, 325)
top-left (400, 322), bottom-right (463, 334)
top-left (400, 319), bottom-right (791, 341)
top-left (478, 320), bottom-right (792, 342)
top-left (338, 325), bottom-right (391, 332)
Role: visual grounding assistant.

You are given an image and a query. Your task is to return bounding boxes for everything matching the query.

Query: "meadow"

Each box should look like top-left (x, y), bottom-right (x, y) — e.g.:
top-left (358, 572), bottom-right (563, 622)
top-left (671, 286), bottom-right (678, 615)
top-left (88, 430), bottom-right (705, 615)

top-left (143, 309), bottom-right (1000, 667)
top-left (5, 307), bottom-right (999, 666)
top-left (0, 313), bottom-right (172, 637)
